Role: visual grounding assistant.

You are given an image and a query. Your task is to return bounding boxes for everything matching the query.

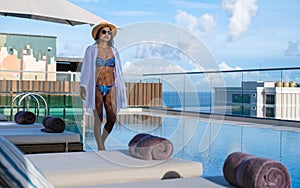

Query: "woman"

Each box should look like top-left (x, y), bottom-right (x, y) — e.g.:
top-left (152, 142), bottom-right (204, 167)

top-left (80, 22), bottom-right (127, 150)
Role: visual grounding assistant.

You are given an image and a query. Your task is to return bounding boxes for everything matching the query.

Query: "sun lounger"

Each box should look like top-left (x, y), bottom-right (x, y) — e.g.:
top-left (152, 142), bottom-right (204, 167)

top-left (75, 177), bottom-right (230, 188)
top-left (0, 123), bottom-right (83, 153)
top-left (0, 113), bottom-right (7, 121)
top-left (0, 136), bottom-right (203, 188)
top-left (0, 121), bottom-right (43, 129)
top-left (27, 150), bottom-right (203, 188)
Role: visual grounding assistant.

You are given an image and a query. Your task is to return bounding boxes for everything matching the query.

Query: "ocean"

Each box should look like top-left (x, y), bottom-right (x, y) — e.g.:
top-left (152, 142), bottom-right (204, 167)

top-left (162, 91), bottom-right (212, 110)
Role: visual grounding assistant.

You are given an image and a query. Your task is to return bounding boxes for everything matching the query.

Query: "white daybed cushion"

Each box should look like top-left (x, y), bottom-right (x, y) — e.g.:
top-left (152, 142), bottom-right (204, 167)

top-left (75, 177), bottom-right (228, 188)
top-left (27, 150), bottom-right (203, 188)
top-left (0, 127), bottom-right (80, 144)
top-left (0, 122), bottom-right (43, 129)
top-left (0, 113), bottom-right (7, 121)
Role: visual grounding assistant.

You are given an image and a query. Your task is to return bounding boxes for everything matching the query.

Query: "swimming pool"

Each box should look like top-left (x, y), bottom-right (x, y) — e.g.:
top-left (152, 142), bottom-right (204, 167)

top-left (83, 112), bottom-right (300, 187)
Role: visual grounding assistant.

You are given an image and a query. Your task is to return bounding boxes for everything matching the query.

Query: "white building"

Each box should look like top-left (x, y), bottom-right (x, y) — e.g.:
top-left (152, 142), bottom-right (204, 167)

top-left (214, 81), bottom-right (300, 121)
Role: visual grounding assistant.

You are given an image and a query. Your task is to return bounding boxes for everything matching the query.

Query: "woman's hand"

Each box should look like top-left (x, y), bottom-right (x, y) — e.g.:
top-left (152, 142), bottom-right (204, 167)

top-left (80, 86), bottom-right (86, 100)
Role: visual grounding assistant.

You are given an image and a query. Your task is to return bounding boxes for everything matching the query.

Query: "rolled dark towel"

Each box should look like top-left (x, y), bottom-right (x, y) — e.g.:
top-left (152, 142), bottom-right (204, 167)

top-left (41, 116), bottom-right (65, 133)
top-left (128, 133), bottom-right (151, 158)
top-left (14, 111), bottom-right (36, 124)
top-left (223, 152), bottom-right (256, 186)
top-left (237, 157), bottom-right (291, 188)
top-left (128, 133), bottom-right (173, 160)
top-left (128, 133), bottom-right (151, 147)
top-left (223, 152), bottom-right (291, 188)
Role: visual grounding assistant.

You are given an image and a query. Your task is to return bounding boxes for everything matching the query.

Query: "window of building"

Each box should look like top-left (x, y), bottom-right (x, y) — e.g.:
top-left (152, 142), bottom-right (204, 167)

top-left (232, 105), bottom-right (242, 115)
top-left (232, 105), bottom-right (250, 116)
top-left (266, 107), bottom-right (275, 117)
top-left (266, 94), bottom-right (275, 104)
top-left (232, 94), bottom-right (251, 104)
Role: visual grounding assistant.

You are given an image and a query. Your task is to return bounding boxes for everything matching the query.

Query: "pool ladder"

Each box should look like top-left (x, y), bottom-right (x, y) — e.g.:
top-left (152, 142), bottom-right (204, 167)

top-left (10, 92), bottom-right (48, 122)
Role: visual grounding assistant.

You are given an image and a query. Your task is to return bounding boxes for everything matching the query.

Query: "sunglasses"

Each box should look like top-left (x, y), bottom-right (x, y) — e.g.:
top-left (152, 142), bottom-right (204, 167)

top-left (101, 30), bottom-right (112, 35)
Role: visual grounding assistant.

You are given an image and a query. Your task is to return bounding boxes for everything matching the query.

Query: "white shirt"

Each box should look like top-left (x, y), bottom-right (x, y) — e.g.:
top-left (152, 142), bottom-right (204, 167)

top-left (80, 43), bottom-right (127, 114)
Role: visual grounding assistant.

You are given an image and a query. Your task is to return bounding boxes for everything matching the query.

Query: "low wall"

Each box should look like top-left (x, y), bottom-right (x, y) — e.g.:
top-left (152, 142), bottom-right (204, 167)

top-left (0, 80), bottom-right (162, 107)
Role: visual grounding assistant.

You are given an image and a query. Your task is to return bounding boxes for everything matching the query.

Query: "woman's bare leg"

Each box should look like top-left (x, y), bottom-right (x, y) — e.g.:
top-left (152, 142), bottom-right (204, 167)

top-left (102, 88), bottom-right (117, 146)
top-left (94, 89), bottom-right (105, 150)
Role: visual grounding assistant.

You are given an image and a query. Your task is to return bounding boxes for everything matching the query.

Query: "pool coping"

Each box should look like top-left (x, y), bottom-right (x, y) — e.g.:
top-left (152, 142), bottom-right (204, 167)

top-left (119, 107), bottom-right (300, 133)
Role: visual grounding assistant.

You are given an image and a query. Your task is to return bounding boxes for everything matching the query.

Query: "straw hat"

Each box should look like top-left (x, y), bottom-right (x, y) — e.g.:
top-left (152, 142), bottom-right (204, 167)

top-left (91, 22), bottom-right (118, 40)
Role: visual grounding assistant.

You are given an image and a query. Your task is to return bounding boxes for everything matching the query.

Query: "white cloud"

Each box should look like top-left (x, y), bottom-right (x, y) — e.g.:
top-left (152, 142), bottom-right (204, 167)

top-left (221, 0), bottom-right (258, 41)
top-left (58, 43), bottom-right (85, 58)
top-left (199, 13), bottom-right (217, 36)
top-left (123, 60), bottom-right (184, 75)
top-left (175, 10), bottom-right (216, 38)
top-left (175, 10), bottom-right (198, 32)
top-left (285, 41), bottom-right (300, 57)
top-left (135, 43), bottom-right (183, 61)
top-left (218, 61), bottom-right (242, 71)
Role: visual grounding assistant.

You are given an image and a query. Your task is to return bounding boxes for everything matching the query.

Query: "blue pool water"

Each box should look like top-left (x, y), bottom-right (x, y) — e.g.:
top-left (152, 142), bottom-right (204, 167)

top-left (83, 113), bottom-right (300, 187)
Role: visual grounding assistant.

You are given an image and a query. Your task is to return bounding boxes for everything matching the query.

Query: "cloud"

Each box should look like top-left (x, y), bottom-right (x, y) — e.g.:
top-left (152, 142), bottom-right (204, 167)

top-left (58, 43), bottom-right (84, 58)
top-left (175, 10), bottom-right (198, 32)
top-left (285, 41), bottom-right (300, 57)
top-left (123, 60), bottom-right (184, 75)
top-left (133, 42), bottom-right (210, 72)
top-left (221, 0), bottom-right (258, 41)
top-left (199, 13), bottom-right (217, 36)
top-left (218, 61), bottom-right (242, 71)
top-left (121, 43), bottom-right (198, 73)
top-left (175, 10), bottom-right (216, 38)
top-left (135, 43), bottom-right (184, 61)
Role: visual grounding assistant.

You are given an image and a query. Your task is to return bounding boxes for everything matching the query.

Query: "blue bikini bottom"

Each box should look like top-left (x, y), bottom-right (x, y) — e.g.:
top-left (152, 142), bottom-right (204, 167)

top-left (96, 84), bottom-right (114, 96)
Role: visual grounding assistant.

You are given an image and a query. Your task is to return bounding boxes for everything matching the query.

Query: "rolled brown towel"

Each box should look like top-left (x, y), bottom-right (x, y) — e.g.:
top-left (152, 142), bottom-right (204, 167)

top-left (14, 111), bottom-right (36, 124)
top-left (128, 133), bottom-right (151, 147)
top-left (41, 116), bottom-right (65, 133)
top-left (223, 152), bottom-right (291, 188)
top-left (223, 152), bottom-right (256, 186)
top-left (128, 133), bottom-right (173, 160)
top-left (237, 157), bottom-right (291, 188)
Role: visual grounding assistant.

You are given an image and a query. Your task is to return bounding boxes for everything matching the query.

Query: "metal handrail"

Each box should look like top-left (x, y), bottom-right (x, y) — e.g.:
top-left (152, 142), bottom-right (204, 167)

top-left (10, 92), bottom-right (48, 121)
top-left (143, 66), bottom-right (300, 76)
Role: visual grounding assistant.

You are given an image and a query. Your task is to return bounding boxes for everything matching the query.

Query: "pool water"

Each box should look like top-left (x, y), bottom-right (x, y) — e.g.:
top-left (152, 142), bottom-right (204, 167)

top-left (82, 113), bottom-right (299, 187)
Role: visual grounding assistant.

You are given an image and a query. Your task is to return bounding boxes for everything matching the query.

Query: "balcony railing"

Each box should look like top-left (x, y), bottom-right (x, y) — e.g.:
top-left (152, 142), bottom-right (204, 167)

top-left (141, 67), bottom-right (300, 122)
top-left (1, 67), bottom-right (300, 122)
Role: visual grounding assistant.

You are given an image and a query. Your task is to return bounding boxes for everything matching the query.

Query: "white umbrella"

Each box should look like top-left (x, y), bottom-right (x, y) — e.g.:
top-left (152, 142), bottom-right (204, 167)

top-left (0, 0), bottom-right (106, 26)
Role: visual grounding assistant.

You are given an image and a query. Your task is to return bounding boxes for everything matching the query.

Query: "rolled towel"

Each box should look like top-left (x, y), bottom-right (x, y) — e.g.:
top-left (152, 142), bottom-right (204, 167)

top-left (128, 133), bottom-right (173, 160)
top-left (128, 133), bottom-right (151, 157)
top-left (128, 133), bottom-right (151, 147)
top-left (223, 152), bottom-right (256, 186)
top-left (41, 116), bottom-right (65, 133)
top-left (14, 111), bottom-right (36, 124)
top-left (223, 152), bottom-right (291, 188)
top-left (237, 157), bottom-right (291, 188)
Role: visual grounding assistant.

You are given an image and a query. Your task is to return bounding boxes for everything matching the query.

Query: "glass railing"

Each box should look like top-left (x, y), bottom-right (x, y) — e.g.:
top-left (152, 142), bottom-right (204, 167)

top-left (1, 68), bottom-right (300, 122)
top-left (141, 67), bottom-right (300, 122)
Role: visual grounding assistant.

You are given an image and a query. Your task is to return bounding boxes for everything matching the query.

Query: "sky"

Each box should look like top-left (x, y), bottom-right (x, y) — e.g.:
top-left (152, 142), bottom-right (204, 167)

top-left (1, 0), bottom-right (300, 72)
